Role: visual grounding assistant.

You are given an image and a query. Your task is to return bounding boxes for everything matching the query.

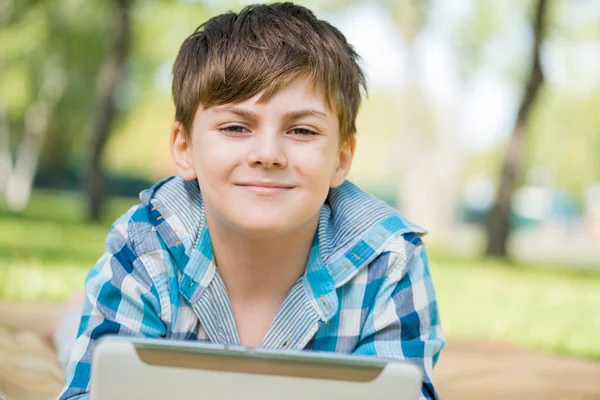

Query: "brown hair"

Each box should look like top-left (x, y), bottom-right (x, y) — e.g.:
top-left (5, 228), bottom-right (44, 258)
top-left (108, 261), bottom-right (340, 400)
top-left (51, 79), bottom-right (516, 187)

top-left (172, 2), bottom-right (366, 142)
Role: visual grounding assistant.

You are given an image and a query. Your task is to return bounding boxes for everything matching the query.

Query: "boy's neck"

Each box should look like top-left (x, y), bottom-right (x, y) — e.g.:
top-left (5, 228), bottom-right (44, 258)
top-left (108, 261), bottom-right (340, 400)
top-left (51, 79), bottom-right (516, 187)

top-left (204, 208), bottom-right (320, 304)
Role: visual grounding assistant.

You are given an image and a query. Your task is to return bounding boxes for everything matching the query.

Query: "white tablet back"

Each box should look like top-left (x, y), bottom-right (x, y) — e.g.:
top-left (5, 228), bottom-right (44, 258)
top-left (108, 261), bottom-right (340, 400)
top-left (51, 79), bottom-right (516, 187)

top-left (89, 337), bottom-right (423, 400)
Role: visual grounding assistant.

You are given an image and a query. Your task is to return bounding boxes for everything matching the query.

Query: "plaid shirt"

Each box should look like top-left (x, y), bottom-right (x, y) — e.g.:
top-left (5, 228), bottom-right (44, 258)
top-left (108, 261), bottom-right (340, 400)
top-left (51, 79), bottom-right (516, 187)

top-left (58, 176), bottom-right (444, 400)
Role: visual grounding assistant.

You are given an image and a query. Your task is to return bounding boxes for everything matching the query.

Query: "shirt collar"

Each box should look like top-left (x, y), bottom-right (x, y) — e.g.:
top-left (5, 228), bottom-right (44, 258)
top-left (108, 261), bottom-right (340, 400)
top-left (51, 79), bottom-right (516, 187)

top-left (140, 175), bottom-right (426, 321)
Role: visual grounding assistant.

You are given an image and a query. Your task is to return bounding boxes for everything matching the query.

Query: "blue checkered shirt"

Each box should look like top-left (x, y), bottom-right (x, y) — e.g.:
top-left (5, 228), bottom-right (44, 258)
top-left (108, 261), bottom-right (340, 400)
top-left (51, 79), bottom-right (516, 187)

top-left (58, 176), bottom-right (444, 399)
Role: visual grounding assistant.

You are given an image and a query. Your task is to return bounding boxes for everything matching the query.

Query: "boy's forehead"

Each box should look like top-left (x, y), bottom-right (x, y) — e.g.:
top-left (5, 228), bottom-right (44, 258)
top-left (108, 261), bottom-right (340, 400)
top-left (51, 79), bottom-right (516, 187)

top-left (204, 76), bottom-right (333, 115)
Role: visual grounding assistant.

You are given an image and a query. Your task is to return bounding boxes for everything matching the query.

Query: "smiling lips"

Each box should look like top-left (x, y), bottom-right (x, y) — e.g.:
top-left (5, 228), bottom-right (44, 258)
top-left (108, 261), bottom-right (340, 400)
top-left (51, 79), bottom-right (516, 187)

top-left (235, 181), bottom-right (295, 195)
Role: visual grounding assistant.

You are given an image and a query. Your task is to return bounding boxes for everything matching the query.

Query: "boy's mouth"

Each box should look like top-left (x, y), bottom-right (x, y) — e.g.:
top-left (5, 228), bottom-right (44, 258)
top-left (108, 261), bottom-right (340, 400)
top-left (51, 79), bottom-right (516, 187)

top-left (235, 181), bottom-right (295, 195)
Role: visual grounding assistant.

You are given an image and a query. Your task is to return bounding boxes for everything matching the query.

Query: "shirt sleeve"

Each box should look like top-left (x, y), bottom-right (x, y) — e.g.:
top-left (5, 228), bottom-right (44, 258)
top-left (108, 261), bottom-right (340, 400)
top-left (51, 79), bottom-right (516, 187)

top-left (352, 241), bottom-right (445, 400)
top-left (57, 214), bottom-right (166, 400)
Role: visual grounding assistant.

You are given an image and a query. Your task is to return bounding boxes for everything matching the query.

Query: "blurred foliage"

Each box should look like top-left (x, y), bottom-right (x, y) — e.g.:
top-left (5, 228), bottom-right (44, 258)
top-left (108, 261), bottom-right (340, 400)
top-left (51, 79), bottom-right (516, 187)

top-left (527, 87), bottom-right (600, 201)
top-left (447, 0), bottom-right (600, 204)
top-left (1, 0), bottom-right (112, 167)
top-left (0, 0), bottom-right (211, 186)
top-left (2, 0), bottom-right (599, 205)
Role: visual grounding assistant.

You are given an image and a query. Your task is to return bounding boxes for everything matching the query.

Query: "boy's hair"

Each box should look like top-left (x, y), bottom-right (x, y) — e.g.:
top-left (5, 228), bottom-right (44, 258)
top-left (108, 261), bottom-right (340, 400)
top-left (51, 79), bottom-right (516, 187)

top-left (172, 2), bottom-right (366, 143)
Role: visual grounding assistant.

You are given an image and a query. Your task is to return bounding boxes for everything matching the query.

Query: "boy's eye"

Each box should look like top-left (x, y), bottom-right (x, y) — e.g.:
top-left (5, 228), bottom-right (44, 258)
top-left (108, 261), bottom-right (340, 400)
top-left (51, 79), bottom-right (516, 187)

top-left (290, 128), bottom-right (318, 136)
top-left (218, 125), bottom-right (248, 134)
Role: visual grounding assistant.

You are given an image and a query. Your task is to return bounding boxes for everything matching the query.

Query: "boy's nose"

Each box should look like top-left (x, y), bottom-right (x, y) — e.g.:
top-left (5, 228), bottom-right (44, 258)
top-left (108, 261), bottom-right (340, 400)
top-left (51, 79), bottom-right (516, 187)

top-left (246, 133), bottom-right (288, 169)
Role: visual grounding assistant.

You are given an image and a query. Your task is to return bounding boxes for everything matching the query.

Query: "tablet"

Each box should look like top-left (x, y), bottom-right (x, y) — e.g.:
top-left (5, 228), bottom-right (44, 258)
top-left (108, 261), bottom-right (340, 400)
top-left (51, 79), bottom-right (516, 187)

top-left (89, 336), bottom-right (423, 400)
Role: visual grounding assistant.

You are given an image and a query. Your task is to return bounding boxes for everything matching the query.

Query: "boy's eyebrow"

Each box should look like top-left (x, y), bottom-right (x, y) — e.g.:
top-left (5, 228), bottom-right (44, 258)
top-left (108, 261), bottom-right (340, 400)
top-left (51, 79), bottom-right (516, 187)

top-left (212, 106), bottom-right (327, 121)
top-left (284, 109), bottom-right (328, 120)
top-left (212, 106), bottom-right (259, 121)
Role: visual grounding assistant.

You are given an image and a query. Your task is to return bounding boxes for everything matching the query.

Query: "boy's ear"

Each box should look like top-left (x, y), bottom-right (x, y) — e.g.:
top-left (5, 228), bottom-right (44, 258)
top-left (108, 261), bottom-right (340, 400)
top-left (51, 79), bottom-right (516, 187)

top-left (330, 135), bottom-right (356, 188)
top-left (169, 121), bottom-right (197, 180)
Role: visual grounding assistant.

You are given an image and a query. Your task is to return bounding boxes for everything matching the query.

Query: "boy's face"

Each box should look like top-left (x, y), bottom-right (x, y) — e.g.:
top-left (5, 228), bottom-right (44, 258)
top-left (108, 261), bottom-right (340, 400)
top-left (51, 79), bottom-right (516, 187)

top-left (170, 76), bottom-right (355, 237)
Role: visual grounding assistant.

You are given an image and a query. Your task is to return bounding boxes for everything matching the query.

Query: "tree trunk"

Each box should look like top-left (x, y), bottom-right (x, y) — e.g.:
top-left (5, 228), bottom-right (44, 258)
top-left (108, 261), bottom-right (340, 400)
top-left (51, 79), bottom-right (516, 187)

top-left (1, 64), bottom-right (65, 212)
top-left (0, 104), bottom-right (11, 195)
top-left (485, 0), bottom-right (549, 257)
top-left (395, 2), bottom-right (429, 223)
top-left (85, 0), bottom-right (132, 221)
top-left (4, 101), bottom-right (50, 211)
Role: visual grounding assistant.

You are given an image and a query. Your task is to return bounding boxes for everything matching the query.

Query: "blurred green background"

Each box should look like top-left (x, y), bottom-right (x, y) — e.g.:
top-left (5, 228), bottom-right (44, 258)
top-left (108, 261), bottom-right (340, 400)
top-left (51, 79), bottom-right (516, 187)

top-left (1, 0), bottom-right (599, 361)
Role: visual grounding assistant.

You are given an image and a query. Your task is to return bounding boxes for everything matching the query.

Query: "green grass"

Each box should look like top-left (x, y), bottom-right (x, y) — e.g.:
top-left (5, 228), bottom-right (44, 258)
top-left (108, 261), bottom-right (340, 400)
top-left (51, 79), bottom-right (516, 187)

top-left (429, 253), bottom-right (600, 360)
top-left (0, 189), bottom-right (137, 300)
top-left (1, 189), bottom-right (599, 360)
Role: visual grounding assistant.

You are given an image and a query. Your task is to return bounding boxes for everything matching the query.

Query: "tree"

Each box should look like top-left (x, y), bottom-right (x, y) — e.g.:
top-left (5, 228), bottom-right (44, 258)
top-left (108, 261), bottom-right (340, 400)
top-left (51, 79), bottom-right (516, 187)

top-left (485, 0), bottom-right (549, 257)
top-left (389, 0), bottom-right (463, 240)
top-left (85, 0), bottom-right (133, 221)
top-left (317, 0), bottom-right (461, 238)
top-left (0, 2), bottom-right (71, 211)
top-left (0, 0), bottom-right (112, 211)
top-left (0, 63), bottom-right (65, 211)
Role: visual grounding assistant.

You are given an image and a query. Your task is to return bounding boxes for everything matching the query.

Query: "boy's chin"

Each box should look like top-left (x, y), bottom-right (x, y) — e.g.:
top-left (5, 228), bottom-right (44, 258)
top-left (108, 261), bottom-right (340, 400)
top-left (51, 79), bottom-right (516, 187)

top-left (233, 218), bottom-right (294, 238)
top-left (227, 210), bottom-right (314, 238)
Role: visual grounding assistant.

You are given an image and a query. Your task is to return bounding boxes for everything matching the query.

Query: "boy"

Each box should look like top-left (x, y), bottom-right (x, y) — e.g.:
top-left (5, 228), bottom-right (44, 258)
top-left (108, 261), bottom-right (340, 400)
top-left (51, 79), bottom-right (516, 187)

top-left (57, 3), bottom-right (444, 399)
